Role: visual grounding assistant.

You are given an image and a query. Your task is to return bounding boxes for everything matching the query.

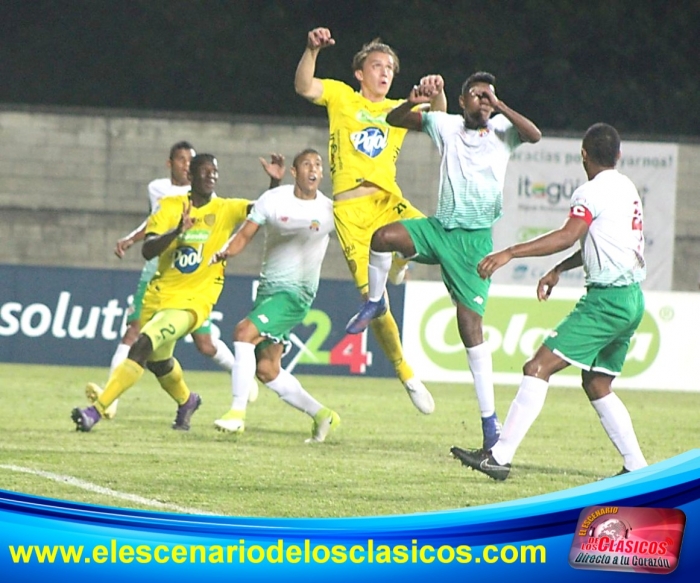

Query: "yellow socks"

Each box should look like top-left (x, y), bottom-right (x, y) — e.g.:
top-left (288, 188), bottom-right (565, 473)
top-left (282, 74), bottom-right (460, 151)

top-left (370, 311), bottom-right (414, 383)
top-left (96, 359), bottom-right (144, 416)
top-left (155, 358), bottom-right (190, 405)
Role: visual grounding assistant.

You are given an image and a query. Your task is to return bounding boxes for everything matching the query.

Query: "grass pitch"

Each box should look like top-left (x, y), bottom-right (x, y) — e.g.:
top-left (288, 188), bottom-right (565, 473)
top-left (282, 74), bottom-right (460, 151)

top-left (0, 363), bottom-right (696, 518)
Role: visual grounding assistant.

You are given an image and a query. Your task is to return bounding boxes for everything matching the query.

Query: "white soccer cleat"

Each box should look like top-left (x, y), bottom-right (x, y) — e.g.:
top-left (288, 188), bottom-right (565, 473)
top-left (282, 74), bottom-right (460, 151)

top-left (388, 257), bottom-right (409, 285)
top-left (248, 379), bottom-right (260, 403)
top-left (214, 409), bottom-right (246, 433)
top-left (85, 382), bottom-right (119, 420)
top-left (403, 377), bottom-right (435, 414)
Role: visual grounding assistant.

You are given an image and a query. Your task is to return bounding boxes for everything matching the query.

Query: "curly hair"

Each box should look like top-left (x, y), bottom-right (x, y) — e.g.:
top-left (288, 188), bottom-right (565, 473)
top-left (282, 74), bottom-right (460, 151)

top-left (461, 71), bottom-right (496, 95)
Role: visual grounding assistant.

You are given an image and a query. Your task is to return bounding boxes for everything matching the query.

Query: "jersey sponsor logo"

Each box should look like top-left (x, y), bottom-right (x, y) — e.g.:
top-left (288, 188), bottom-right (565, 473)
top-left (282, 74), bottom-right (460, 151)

top-left (351, 127), bottom-right (388, 158)
top-left (180, 229), bottom-right (210, 243)
top-left (355, 110), bottom-right (388, 125)
top-left (172, 245), bottom-right (203, 274)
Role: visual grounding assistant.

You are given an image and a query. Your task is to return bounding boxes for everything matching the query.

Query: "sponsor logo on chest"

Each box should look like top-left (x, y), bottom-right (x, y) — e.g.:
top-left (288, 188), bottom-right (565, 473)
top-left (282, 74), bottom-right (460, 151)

top-left (351, 127), bottom-right (388, 158)
top-left (172, 245), bottom-right (203, 273)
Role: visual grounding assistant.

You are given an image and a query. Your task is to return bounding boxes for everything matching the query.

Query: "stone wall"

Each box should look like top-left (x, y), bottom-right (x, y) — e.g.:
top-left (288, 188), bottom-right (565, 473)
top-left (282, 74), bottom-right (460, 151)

top-left (1, 105), bottom-right (698, 289)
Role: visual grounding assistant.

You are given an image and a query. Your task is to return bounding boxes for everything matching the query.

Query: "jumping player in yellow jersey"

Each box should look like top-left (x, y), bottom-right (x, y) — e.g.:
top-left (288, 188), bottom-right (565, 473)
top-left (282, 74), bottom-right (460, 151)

top-left (294, 27), bottom-right (446, 414)
top-left (71, 154), bottom-right (250, 432)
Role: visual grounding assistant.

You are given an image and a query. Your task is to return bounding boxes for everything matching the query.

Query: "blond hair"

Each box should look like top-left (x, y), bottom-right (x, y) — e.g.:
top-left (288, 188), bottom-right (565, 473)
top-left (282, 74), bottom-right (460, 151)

top-left (351, 38), bottom-right (400, 73)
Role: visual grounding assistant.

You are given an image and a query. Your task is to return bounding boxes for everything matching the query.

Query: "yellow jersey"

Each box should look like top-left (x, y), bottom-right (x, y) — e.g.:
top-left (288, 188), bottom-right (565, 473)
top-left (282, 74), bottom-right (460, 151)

top-left (145, 194), bottom-right (250, 308)
top-left (314, 79), bottom-right (408, 198)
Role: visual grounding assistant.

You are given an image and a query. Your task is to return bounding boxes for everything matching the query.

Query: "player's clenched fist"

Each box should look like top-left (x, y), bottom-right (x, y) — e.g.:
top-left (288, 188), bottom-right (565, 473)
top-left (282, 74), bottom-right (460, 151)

top-left (307, 27), bottom-right (335, 50)
top-left (419, 74), bottom-right (445, 94)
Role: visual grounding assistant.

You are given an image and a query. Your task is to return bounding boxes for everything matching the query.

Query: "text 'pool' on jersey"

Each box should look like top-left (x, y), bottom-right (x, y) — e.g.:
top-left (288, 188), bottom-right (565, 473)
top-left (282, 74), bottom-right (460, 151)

top-left (172, 245), bottom-right (203, 274)
top-left (351, 127), bottom-right (388, 158)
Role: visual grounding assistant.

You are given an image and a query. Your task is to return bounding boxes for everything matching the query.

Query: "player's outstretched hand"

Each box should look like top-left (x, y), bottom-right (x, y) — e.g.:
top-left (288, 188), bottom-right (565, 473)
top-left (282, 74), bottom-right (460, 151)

top-left (259, 153), bottom-right (286, 182)
top-left (209, 236), bottom-right (234, 266)
top-left (477, 249), bottom-right (512, 279)
top-left (307, 27), bottom-right (335, 50)
top-left (209, 248), bottom-right (228, 266)
top-left (209, 240), bottom-right (234, 265)
top-left (537, 269), bottom-right (560, 301)
top-left (114, 237), bottom-right (134, 259)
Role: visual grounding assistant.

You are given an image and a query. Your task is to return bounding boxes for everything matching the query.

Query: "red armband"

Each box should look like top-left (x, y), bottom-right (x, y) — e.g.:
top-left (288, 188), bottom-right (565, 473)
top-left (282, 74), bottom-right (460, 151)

top-left (569, 204), bottom-right (593, 225)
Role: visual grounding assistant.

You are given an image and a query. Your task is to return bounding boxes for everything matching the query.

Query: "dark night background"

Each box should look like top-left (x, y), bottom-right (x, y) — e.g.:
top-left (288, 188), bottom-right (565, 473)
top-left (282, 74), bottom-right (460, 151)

top-left (2, 0), bottom-right (699, 137)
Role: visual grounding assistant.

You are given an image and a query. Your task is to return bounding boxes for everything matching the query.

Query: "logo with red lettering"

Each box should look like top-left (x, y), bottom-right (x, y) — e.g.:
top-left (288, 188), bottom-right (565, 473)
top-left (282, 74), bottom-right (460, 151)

top-left (569, 506), bottom-right (685, 574)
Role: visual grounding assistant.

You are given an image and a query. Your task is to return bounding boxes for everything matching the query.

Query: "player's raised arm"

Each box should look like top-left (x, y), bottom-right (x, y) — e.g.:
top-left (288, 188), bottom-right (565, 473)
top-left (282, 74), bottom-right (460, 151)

top-left (259, 153), bottom-right (286, 189)
top-left (421, 74), bottom-right (447, 112)
top-left (386, 82), bottom-right (438, 131)
top-left (210, 220), bottom-right (260, 265)
top-left (294, 27), bottom-right (335, 101)
top-left (474, 84), bottom-right (541, 144)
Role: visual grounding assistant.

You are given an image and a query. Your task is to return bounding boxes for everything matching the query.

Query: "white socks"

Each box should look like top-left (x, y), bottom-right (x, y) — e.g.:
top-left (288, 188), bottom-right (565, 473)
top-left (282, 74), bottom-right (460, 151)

top-left (368, 249), bottom-right (392, 302)
top-left (467, 342), bottom-right (495, 417)
top-left (492, 376), bottom-right (549, 465)
top-left (230, 342), bottom-right (256, 410)
top-left (110, 343), bottom-right (131, 374)
top-left (210, 338), bottom-right (236, 371)
top-left (491, 380), bottom-right (647, 471)
top-left (265, 369), bottom-right (322, 417)
top-left (592, 392), bottom-right (647, 471)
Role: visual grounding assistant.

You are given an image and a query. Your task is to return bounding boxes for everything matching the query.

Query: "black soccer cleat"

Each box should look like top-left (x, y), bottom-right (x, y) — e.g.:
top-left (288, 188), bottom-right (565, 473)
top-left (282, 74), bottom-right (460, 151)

top-left (451, 446), bottom-right (511, 481)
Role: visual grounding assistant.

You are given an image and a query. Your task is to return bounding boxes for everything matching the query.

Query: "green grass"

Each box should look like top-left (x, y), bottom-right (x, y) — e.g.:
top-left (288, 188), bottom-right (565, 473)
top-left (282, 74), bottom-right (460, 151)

top-left (0, 363), bottom-right (696, 518)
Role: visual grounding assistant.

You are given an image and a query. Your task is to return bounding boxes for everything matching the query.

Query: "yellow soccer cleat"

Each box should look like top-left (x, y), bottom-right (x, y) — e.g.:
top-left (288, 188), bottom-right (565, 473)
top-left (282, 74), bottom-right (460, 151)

top-left (305, 408), bottom-right (340, 443)
top-left (85, 383), bottom-right (119, 420)
top-left (214, 408), bottom-right (246, 434)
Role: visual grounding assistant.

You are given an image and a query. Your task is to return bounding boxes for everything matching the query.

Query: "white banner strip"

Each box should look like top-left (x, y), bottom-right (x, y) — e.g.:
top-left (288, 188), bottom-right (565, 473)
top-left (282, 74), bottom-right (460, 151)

top-left (403, 281), bottom-right (697, 391)
top-left (494, 138), bottom-right (678, 290)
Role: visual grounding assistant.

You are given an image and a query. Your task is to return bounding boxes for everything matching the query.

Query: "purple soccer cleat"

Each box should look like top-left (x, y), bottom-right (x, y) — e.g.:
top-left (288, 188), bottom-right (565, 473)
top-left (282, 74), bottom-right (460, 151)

top-left (345, 297), bottom-right (387, 334)
top-left (71, 406), bottom-right (102, 432)
top-left (172, 392), bottom-right (202, 431)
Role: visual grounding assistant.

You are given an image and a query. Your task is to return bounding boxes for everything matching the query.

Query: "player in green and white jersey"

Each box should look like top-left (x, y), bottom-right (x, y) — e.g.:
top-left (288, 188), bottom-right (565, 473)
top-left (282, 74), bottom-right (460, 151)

top-left (347, 71), bottom-right (541, 450)
top-left (453, 123), bottom-right (648, 481)
top-left (210, 149), bottom-right (340, 443)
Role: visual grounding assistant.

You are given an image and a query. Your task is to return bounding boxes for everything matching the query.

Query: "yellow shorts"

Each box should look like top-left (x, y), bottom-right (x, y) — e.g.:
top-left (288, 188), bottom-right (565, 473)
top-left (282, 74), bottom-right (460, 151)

top-left (334, 190), bottom-right (424, 292)
top-left (140, 287), bottom-right (212, 333)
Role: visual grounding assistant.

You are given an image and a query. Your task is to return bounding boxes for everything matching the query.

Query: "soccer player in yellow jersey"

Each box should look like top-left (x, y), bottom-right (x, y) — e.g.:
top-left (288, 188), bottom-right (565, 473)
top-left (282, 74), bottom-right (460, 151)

top-left (295, 27), bottom-right (446, 414)
top-left (71, 154), bottom-right (250, 432)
